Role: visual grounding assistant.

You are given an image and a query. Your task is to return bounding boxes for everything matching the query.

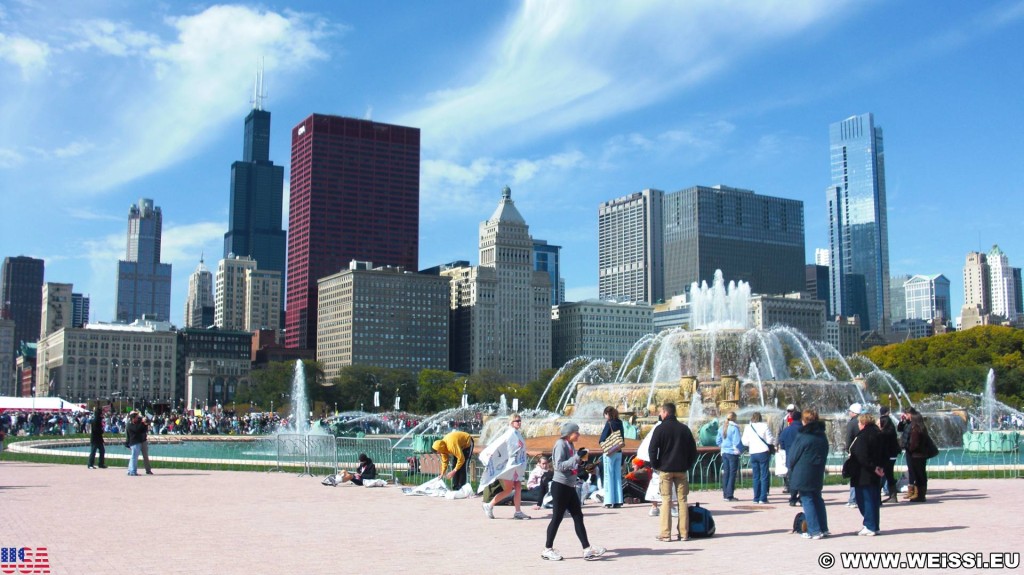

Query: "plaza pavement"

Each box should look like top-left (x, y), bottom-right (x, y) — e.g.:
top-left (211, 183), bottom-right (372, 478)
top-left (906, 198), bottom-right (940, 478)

top-left (2, 460), bottom-right (1022, 575)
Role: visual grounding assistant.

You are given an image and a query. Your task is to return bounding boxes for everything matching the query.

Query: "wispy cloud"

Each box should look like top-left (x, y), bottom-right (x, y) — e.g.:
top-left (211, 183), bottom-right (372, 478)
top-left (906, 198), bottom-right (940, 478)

top-left (0, 32), bottom-right (49, 79)
top-left (421, 149), bottom-right (586, 219)
top-left (2, 5), bottom-right (333, 195)
top-left (401, 0), bottom-right (848, 156)
top-left (0, 147), bottom-right (24, 168)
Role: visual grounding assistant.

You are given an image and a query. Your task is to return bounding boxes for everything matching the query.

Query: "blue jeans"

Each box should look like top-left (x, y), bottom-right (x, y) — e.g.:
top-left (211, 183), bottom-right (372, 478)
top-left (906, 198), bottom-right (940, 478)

top-left (602, 451), bottom-right (623, 505)
top-left (128, 444), bottom-right (141, 475)
top-left (854, 484), bottom-right (881, 532)
top-left (799, 490), bottom-right (829, 536)
top-left (750, 452), bottom-right (770, 502)
top-left (721, 453), bottom-right (739, 499)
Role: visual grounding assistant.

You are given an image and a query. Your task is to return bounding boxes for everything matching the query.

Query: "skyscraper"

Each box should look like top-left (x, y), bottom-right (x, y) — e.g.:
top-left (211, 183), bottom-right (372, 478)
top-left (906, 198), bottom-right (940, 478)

top-left (184, 257), bottom-right (215, 328)
top-left (963, 251), bottom-right (991, 312)
top-left (598, 189), bottom-right (664, 303)
top-left (444, 187), bottom-right (551, 382)
top-left (40, 282), bottom-right (72, 339)
top-left (1, 255), bottom-right (44, 350)
top-left (223, 70), bottom-right (287, 303)
top-left (285, 114), bottom-right (420, 349)
top-left (115, 198), bottom-right (172, 322)
top-left (827, 113), bottom-right (890, 333)
top-left (987, 245), bottom-right (1019, 320)
top-left (533, 239), bottom-right (563, 306)
top-left (214, 255), bottom-right (280, 333)
top-left (71, 293), bottom-right (90, 328)
top-left (662, 185), bottom-right (804, 297)
top-left (904, 274), bottom-right (951, 323)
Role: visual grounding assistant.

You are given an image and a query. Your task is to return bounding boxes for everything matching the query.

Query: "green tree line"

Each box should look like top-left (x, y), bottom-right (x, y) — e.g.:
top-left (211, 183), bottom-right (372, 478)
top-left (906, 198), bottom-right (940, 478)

top-left (863, 325), bottom-right (1024, 408)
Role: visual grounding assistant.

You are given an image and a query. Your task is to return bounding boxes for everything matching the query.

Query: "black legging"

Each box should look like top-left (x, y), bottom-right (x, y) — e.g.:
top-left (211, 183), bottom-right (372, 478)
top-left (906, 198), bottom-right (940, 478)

top-left (545, 481), bottom-right (590, 549)
top-left (451, 441), bottom-right (474, 491)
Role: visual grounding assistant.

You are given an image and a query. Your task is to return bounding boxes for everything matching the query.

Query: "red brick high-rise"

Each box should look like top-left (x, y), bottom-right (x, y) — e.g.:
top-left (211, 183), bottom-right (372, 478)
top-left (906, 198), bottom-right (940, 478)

top-left (285, 114), bottom-right (420, 349)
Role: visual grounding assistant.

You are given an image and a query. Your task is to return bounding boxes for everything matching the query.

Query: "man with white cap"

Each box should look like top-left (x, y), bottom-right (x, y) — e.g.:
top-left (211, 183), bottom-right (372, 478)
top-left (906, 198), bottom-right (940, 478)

top-left (844, 403), bottom-right (863, 507)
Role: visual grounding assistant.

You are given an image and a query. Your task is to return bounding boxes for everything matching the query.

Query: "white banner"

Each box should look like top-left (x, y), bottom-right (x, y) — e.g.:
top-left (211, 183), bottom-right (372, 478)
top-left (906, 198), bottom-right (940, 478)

top-left (476, 426), bottom-right (527, 492)
top-left (373, 391), bottom-right (380, 407)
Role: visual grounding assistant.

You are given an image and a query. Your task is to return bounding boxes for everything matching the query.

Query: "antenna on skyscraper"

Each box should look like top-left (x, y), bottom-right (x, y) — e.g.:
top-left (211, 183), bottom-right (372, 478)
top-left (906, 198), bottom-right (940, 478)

top-left (252, 57), bottom-right (267, 111)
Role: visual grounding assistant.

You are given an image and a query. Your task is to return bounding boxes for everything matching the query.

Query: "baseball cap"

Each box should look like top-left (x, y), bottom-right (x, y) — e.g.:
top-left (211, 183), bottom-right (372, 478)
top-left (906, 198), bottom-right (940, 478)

top-left (848, 403), bottom-right (863, 415)
top-left (786, 404), bottom-right (796, 411)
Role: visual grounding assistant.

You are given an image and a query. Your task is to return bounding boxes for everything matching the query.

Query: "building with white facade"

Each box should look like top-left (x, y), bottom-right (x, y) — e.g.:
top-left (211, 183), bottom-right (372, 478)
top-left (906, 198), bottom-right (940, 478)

top-left (552, 300), bottom-right (653, 367)
top-left (653, 294), bottom-right (691, 332)
top-left (904, 274), bottom-right (951, 324)
top-left (444, 187), bottom-right (551, 383)
top-left (185, 258), bottom-right (214, 328)
top-left (215, 255), bottom-right (281, 333)
top-left (988, 245), bottom-right (1019, 321)
top-left (598, 189), bottom-right (664, 304)
top-left (825, 315), bottom-right (862, 357)
top-left (317, 261), bottom-right (449, 379)
top-left (35, 319), bottom-right (177, 402)
top-left (40, 283), bottom-right (73, 340)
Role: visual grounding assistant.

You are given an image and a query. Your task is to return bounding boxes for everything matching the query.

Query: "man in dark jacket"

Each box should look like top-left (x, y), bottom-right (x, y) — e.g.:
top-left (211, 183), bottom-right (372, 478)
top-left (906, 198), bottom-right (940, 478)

top-left (648, 402), bottom-right (698, 542)
top-left (849, 414), bottom-right (885, 535)
top-left (87, 408), bottom-right (106, 469)
top-left (877, 406), bottom-right (901, 503)
top-left (779, 408), bottom-right (803, 506)
top-left (787, 409), bottom-right (830, 539)
top-left (125, 412), bottom-right (146, 476)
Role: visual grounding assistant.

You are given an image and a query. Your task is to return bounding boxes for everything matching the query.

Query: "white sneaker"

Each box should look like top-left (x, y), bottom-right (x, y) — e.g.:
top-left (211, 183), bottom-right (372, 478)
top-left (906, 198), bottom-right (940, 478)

top-left (583, 546), bottom-right (606, 560)
top-left (482, 502), bottom-right (494, 519)
top-left (541, 548), bottom-right (563, 561)
top-left (846, 502), bottom-right (858, 508)
top-left (513, 511), bottom-right (531, 520)
top-left (671, 507), bottom-right (679, 517)
top-left (857, 527), bottom-right (877, 536)
top-left (801, 532), bottom-right (823, 540)
top-left (648, 507), bottom-right (660, 517)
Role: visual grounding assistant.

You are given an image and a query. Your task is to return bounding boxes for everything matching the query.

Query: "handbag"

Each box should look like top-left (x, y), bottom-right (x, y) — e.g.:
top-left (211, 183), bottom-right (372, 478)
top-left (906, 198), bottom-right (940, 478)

top-left (600, 430), bottom-right (625, 455)
top-left (752, 426), bottom-right (776, 455)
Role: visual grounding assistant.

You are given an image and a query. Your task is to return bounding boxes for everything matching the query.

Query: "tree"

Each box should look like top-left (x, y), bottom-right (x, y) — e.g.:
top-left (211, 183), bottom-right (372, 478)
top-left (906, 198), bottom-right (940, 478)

top-left (331, 365), bottom-right (418, 413)
top-left (235, 360), bottom-right (325, 413)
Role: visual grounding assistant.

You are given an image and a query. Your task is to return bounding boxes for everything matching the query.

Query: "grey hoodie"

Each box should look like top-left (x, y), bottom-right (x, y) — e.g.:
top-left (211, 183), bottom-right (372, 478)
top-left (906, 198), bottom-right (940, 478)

top-left (551, 437), bottom-right (583, 487)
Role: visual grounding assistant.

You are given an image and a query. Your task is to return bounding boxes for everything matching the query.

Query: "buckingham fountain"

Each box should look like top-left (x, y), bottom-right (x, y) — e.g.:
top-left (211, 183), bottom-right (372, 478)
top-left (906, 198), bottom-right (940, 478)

top-left (486, 271), bottom-right (1019, 453)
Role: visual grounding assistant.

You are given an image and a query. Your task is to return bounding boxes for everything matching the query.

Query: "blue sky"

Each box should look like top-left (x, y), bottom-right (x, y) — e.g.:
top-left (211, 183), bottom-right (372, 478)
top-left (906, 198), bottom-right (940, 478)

top-left (1, 0), bottom-right (1023, 327)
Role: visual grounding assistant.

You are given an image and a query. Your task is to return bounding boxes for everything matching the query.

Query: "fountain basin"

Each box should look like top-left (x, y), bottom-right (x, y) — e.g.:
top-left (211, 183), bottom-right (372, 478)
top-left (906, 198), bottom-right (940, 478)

top-left (962, 431), bottom-right (1020, 453)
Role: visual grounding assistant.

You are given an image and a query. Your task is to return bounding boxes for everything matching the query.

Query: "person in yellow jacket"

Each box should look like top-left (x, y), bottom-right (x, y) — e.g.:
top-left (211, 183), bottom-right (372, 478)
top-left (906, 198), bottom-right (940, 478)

top-left (433, 430), bottom-right (474, 490)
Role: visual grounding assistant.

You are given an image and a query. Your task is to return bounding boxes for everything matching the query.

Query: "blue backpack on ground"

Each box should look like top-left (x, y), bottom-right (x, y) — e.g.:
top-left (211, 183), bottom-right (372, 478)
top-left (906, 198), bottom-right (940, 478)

top-left (688, 503), bottom-right (716, 537)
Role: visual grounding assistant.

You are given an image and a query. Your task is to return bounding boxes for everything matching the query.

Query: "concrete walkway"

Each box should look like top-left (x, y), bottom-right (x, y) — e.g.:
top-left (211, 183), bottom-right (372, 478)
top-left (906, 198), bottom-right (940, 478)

top-left (2, 461), bottom-right (1021, 574)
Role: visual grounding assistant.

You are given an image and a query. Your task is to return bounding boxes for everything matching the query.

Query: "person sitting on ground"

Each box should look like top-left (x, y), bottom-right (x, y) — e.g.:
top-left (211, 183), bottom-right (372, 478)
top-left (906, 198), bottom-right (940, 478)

top-left (623, 457), bottom-right (651, 504)
top-left (341, 453), bottom-right (377, 485)
top-left (432, 430), bottom-right (474, 491)
top-left (524, 455), bottom-right (554, 509)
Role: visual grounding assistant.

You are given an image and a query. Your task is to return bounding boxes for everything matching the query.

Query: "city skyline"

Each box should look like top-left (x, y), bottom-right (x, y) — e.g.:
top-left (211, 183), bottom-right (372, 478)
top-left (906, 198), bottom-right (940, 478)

top-left (2, 2), bottom-right (1023, 328)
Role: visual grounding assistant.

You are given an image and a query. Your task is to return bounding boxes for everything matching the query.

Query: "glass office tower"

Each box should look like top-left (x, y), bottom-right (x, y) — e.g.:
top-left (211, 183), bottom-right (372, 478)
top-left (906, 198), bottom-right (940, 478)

top-left (826, 113), bottom-right (890, 333)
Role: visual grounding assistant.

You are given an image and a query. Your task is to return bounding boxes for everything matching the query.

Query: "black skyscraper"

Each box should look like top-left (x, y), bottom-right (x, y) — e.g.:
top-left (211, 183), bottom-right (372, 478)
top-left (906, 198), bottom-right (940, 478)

top-left (1, 256), bottom-right (44, 349)
top-left (223, 72), bottom-right (287, 295)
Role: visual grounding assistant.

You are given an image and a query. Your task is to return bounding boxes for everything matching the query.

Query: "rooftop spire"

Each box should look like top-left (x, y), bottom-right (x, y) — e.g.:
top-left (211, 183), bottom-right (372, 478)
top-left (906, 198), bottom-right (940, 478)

top-left (252, 57), bottom-right (266, 111)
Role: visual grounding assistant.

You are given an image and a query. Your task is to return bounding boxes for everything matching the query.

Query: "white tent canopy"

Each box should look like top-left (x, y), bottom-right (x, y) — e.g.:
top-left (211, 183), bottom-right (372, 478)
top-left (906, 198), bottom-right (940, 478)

top-left (0, 397), bottom-right (89, 413)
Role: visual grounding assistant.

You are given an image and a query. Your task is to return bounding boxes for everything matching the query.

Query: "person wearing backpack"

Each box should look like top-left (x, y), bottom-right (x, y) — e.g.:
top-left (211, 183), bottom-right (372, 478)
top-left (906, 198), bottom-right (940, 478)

top-left (787, 409), bottom-right (830, 540)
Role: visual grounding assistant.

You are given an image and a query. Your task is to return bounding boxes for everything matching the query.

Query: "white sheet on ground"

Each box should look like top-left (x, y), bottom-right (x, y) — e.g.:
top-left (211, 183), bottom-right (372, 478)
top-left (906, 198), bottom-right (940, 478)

top-left (406, 476), bottom-right (449, 497)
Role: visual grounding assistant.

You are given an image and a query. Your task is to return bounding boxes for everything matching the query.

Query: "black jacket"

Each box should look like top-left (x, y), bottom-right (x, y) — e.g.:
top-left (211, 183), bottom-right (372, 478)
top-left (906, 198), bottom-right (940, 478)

top-left (90, 417), bottom-right (104, 442)
top-left (126, 421), bottom-right (147, 446)
top-left (849, 424), bottom-right (883, 487)
top-left (358, 460), bottom-right (377, 480)
top-left (845, 416), bottom-right (859, 453)
top-left (649, 418), bottom-right (697, 473)
top-left (878, 415), bottom-right (901, 458)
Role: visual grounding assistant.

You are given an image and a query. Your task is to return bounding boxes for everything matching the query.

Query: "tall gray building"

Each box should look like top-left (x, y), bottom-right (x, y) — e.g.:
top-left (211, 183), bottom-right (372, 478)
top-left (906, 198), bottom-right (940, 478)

top-left (115, 199), bottom-right (172, 323)
top-left (599, 189), bottom-right (664, 304)
top-left (444, 187), bottom-right (551, 383)
top-left (1, 255), bottom-right (44, 352)
top-left (551, 300), bottom-right (653, 367)
top-left (826, 113), bottom-right (890, 333)
top-left (662, 185), bottom-right (804, 298)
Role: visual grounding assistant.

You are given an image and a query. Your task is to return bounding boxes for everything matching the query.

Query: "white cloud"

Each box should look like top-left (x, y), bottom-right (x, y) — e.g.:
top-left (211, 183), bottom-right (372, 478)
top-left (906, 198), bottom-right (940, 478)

top-left (421, 150), bottom-right (586, 219)
top-left (600, 121), bottom-right (736, 169)
top-left (401, 0), bottom-right (847, 156)
top-left (0, 147), bottom-right (24, 168)
top-left (45, 5), bottom-right (331, 193)
top-left (65, 206), bottom-right (121, 221)
top-left (0, 32), bottom-right (49, 78)
top-left (68, 19), bottom-right (159, 56)
top-left (161, 221), bottom-right (225, 265)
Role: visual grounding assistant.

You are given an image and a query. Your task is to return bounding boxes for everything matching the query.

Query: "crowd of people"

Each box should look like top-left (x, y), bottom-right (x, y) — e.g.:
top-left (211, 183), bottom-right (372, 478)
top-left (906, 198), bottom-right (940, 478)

top-left (422, 400), bottom-right (938, 560)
